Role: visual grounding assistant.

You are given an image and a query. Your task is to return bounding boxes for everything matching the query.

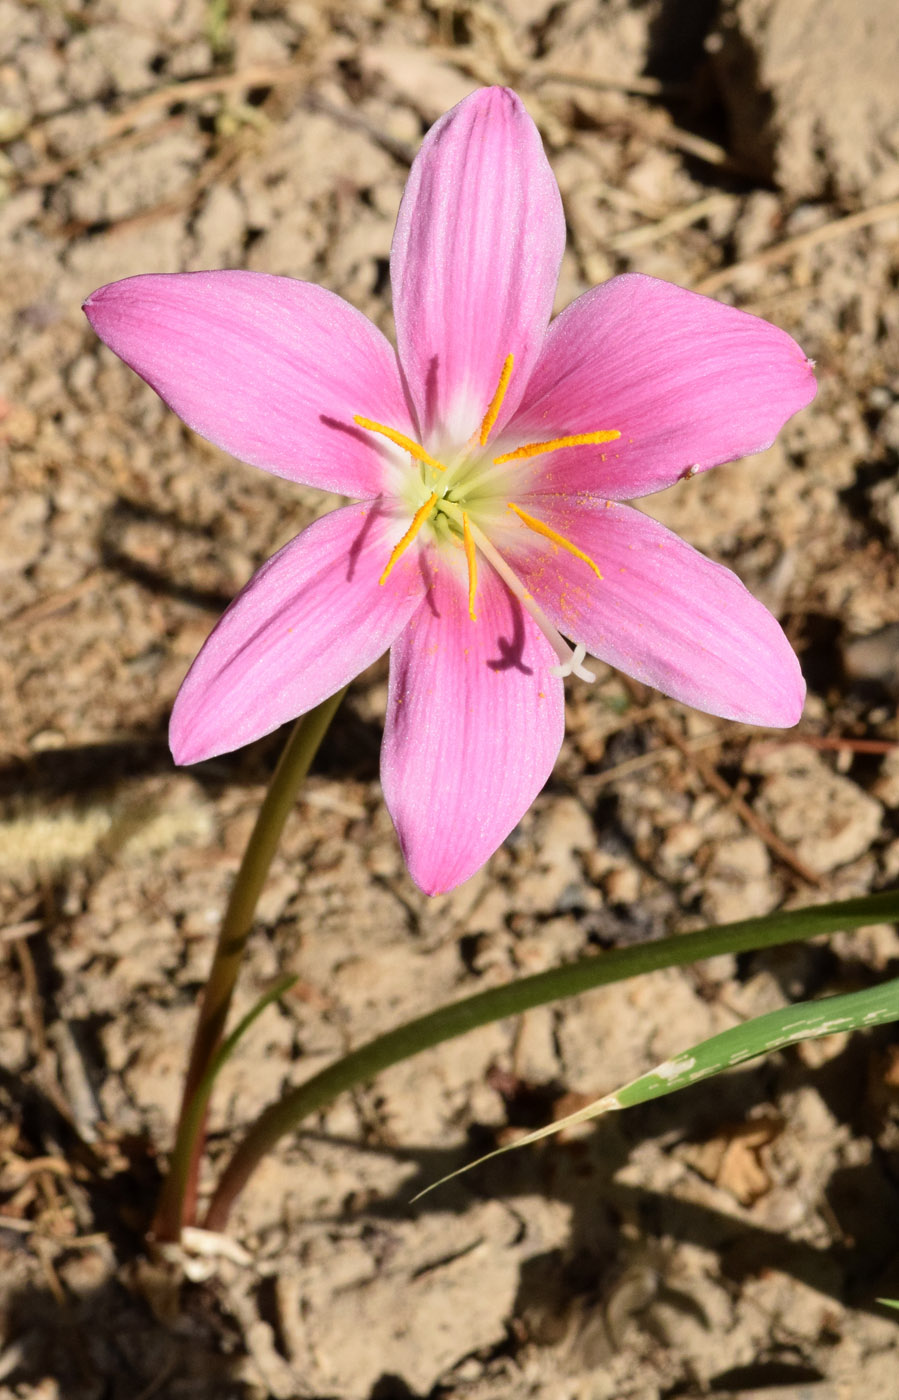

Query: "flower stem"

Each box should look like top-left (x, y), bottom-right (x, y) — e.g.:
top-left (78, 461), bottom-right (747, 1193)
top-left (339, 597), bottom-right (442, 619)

top-left (202, 886), bottom-right (899, 1231)
top-left (151, 687), bottom-right (348, 1243)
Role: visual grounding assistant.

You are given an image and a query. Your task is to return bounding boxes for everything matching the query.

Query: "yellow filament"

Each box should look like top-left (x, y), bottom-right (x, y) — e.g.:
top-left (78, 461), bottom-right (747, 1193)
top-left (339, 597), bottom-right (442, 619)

top-left (380, 494), bottom-right (438, 585)
top-left (462, 511), bottom-right (477, 620)
top-left (478, 353), bottom-right (515, 446)
top-left (493, 429), bottom-right (620, 464)
top-left (507, 502), bottom-right (603, 578)
top-left (354, 415), bottom-right (446, 472)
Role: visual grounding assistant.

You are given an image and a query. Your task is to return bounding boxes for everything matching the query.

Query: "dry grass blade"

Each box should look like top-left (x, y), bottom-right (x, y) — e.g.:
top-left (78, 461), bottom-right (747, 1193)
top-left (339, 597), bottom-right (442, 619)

top-left (608, 193), bottom-right (736, 253)
top-left (533, 68), bottom-right (689, 99)
top-left (695, 198), bottom-right (899, 294)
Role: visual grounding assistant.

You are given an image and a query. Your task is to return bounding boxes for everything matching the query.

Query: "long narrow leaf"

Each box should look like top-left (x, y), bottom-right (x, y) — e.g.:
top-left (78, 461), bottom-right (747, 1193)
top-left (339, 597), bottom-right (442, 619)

top-left (154, 973), bottom-right (299, 1233)
top-left (200, 973), bottom-right (299, 1102)
top-left (205, 888), bottom-right (899, 1228)
top-left (415, 976), bottom-right (899, 1199)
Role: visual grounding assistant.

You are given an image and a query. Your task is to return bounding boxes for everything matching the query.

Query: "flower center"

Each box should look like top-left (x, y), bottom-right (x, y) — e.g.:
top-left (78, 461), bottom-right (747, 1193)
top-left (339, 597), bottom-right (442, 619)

top-left (353, 356), bottom-right (621, 682)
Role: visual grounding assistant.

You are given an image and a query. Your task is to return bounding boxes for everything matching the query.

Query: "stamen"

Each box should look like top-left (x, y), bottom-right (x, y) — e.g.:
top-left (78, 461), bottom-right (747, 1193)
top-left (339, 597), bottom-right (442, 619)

top-left (379, 494), bottom-right (438, 585)
top-left (462, 511), bottom-right (477, 621)
top-left (493, 430), bottom-right (620, 464)
top-left (507, 503), bottom-right (603, 578)
top-left (445, 505), bottom-right (595, 683)
top-left (354, 415), bottom-right (446, 472)
top-left (478, 353), bottom-right (515, 446)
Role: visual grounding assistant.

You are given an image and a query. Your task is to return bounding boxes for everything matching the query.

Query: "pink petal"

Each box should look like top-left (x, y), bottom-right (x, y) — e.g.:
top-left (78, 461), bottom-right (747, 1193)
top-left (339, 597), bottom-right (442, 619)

top-left (391, 87), bottom-right (565, 446)
top-left (506, 273), bottom-right (816, 501)
top-left (497, 499), bottom-right (805, 726)
top-left (171, 502), bottom-right (428, 764)
top-left (381, 557), bottom-right (565, 895)
top-left (84, 272), bottom-right (413, 497)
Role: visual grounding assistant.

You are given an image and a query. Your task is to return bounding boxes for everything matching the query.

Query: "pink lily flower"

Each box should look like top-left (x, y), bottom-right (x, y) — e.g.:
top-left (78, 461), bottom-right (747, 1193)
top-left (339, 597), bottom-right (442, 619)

top-left (83, 87), bottom-right (815, 895)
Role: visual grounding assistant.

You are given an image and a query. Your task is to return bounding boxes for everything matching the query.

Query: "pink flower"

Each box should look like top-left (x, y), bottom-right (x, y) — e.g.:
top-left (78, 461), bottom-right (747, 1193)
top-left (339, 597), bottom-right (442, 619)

top-left (83, 87), bottom-right (815, 895)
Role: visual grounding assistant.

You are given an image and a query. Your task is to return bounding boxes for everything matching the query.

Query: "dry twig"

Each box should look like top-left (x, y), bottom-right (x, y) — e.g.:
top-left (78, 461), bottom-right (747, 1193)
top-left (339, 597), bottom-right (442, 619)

top-left (580, 730), bottom-right (728, 790)
top-left (654, 717), bottom-right (824, 887)
top-left (755, 733), bottom-right (899, 756)
top-left (6, 570), bottom-right (103, 629)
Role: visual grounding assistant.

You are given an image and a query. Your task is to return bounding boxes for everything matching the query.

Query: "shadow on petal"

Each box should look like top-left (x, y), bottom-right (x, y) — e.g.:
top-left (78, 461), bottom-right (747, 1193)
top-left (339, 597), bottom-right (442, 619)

top-left (487, 590), bottom-right (532, 676)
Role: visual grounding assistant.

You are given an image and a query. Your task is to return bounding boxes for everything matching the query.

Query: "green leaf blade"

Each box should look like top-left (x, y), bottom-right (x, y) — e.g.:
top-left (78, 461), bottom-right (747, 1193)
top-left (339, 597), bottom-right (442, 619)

top-left (612, 977), bottom-right (899, 1109)
top-left (415, 976), bottom-right (899, 1201)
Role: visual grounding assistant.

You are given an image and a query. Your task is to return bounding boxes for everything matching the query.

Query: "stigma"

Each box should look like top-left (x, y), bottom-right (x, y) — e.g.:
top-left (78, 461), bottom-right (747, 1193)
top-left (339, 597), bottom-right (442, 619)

top-left (352, 353), bottom-right (619, 684)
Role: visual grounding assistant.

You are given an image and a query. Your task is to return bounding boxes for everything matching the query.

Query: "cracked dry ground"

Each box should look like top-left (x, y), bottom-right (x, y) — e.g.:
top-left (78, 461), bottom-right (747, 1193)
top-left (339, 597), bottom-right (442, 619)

top-left (2, 1), bottom-right (899, 1397)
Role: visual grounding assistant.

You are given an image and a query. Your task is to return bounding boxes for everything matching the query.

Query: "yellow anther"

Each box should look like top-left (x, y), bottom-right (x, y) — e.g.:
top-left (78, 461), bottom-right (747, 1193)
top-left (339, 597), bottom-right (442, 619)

top-left (462, 511), bottom-right (477, 621)
top-left (493, 429), bottom-right (620, 465)
top-left (478, 353), bottom-right (515, 446)
top-left (354, 415), bottom-right (446, 472)
top-left (379, 494), bottom-right (438, 585)
top-left (507, 502), bottom-right (603, 578)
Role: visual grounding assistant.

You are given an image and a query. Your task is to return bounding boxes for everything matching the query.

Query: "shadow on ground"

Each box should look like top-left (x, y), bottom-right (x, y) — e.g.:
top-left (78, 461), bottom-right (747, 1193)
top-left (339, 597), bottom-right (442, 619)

top-left (5, 1023), bottom-right (898, 1400)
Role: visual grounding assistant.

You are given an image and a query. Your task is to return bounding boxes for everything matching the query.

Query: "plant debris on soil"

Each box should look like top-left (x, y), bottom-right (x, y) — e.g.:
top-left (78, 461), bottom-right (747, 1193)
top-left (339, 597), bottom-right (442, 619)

top-left (1, 2), bottom-right (899, 1397)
